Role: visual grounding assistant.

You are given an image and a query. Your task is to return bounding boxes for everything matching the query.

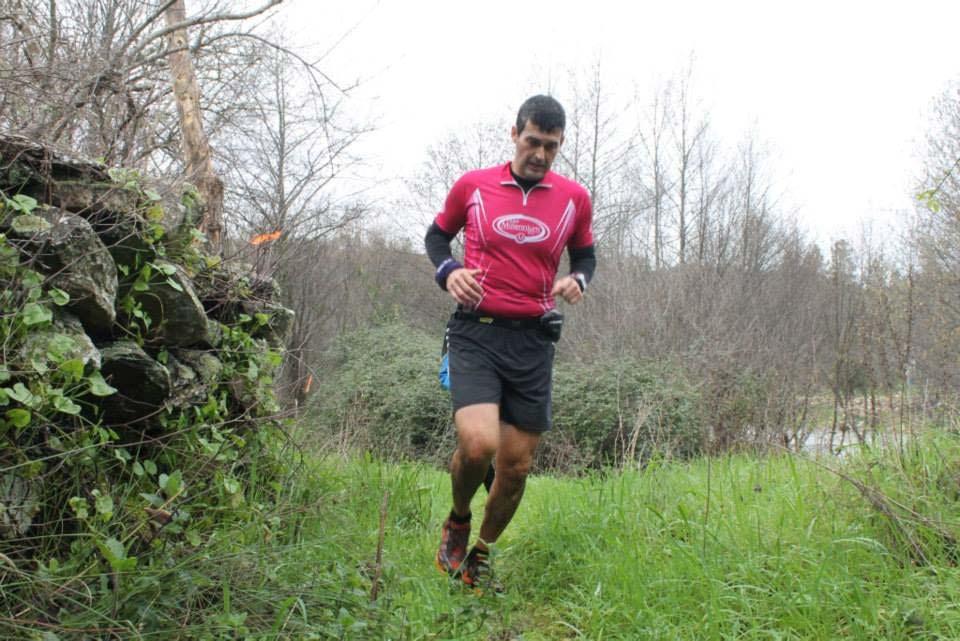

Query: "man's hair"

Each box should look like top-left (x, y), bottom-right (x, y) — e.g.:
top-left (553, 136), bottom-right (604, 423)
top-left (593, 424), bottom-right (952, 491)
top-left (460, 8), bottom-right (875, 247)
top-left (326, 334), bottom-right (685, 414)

top-left (516, 95), bottom-right (565, 134)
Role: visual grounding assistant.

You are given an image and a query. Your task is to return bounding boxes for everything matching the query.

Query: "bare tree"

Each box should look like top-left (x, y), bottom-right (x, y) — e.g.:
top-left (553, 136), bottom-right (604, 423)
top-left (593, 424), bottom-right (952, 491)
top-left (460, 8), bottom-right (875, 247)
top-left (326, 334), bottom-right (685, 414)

top-left (201, 27), bottom-right (372, 402)
top-left (911, 78), bottom-right (960, 402)
top-left (220, 36), bottom-right (368, 260)
top-left (165, 0), bottom-right (225, 251)
top-left (636, 86), bottom-right (672, 267)
top-left (554, 62), bottom-right (637, 258)
top-left (403, 120), bottom-right (512, 226)
top-left (824, 239), bottom-right (863, 447)
top-left (0, 1), bottom-right (296, 170)
top-left (668, 64), bottom-right (710, 265)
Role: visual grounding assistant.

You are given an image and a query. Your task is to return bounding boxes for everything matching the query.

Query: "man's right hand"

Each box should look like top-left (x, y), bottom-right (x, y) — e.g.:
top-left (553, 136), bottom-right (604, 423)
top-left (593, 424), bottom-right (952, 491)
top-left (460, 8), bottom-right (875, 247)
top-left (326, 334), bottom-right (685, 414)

top-left (446, 268), bottom-right (484, 306)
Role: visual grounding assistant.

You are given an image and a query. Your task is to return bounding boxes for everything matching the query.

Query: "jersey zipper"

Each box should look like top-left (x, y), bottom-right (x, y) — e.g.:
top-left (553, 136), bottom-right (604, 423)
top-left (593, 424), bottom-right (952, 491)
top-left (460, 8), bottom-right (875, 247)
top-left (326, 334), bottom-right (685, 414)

top-left (501, 180), bottom-right (550, 207)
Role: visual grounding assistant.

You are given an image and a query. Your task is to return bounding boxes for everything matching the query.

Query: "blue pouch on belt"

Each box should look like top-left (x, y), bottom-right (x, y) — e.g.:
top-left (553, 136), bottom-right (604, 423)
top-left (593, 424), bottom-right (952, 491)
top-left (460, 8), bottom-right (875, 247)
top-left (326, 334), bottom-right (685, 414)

top-left (438, 326), bottom-right (451, 390)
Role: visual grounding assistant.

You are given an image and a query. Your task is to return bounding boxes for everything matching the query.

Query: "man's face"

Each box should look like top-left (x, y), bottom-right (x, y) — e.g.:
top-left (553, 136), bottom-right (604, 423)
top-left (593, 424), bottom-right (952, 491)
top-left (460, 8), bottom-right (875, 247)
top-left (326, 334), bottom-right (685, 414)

top-left (511, 120), bottom-right (563, 181)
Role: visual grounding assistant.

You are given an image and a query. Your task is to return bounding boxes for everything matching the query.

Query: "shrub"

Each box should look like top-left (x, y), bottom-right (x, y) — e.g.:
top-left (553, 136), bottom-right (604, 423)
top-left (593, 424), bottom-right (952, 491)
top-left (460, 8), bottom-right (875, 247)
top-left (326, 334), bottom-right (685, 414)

top-left (307, 320), bottom-right (453, 462)
top-left (308, 321), bottom-right (702, 471)
top-left (550, 357), bottom-right (702, 469)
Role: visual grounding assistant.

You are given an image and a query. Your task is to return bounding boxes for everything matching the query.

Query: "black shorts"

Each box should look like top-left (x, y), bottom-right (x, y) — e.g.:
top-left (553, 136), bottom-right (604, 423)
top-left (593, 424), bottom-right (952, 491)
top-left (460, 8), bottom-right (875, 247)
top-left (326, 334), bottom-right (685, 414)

top-left (446, 316), bottom-right (555, 432)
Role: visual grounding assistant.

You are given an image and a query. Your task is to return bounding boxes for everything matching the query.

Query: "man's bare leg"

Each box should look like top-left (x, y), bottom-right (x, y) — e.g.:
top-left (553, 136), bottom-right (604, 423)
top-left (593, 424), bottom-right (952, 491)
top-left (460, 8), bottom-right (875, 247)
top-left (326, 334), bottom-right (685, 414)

top-left (450, 403), bottom-right (500, 517)
top-left (445, 409), bottom-right (541, 590)
top-left (476, 422), bottom-right (541, 548)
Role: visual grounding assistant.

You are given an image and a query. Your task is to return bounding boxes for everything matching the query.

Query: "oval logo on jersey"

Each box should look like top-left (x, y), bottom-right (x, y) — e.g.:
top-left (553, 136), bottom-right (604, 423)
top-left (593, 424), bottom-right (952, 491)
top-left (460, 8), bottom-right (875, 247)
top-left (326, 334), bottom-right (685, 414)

top-left (492, 214), bottom-right (550, 244)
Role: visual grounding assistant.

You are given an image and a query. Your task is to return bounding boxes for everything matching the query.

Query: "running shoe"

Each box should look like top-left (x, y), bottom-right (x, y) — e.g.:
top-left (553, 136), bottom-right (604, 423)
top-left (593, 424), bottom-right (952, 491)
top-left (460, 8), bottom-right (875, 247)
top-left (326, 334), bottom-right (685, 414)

top-left (435, 512), bottom-right (470, 575)
top-left (459, 545), bottom-right (503, 594)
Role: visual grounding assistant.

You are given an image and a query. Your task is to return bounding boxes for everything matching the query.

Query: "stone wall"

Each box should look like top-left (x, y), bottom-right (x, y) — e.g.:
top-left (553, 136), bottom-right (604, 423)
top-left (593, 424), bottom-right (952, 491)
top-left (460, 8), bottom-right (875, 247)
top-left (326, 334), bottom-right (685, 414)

top-left (0, 134), bottom-right (293, 540)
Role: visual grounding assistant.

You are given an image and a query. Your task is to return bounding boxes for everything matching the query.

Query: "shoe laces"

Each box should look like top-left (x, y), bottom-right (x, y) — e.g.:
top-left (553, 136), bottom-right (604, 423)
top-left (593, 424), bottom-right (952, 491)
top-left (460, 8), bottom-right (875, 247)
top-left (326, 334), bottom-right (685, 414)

top-left (462, 545), bottom-right (503, 593)
top-left (465, 546), bottom-right (491, 578)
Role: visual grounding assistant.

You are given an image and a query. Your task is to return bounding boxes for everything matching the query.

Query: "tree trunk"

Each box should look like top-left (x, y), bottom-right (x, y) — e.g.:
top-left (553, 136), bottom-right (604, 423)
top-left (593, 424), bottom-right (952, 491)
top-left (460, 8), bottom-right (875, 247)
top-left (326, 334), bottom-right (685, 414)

top-left (165, 0), bottom-right (224, 254)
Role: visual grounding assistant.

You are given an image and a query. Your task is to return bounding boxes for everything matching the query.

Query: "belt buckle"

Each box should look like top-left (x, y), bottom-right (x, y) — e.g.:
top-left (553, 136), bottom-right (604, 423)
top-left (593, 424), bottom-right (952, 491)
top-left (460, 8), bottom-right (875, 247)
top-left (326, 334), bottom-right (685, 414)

top-left (478, 316), bottom-right (494, 324)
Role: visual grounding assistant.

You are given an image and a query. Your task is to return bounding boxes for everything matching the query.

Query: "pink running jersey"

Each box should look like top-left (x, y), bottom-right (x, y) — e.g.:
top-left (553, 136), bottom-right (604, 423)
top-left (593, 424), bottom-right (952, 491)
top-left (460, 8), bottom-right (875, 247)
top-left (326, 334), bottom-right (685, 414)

top-left (434, 162), bottom-right (594, 318)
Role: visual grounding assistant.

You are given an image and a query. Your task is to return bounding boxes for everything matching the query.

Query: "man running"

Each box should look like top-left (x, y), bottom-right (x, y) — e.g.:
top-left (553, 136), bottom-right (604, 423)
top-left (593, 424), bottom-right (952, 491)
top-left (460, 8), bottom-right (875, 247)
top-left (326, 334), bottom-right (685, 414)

top-left (424, 95), bottom-right (597, 591)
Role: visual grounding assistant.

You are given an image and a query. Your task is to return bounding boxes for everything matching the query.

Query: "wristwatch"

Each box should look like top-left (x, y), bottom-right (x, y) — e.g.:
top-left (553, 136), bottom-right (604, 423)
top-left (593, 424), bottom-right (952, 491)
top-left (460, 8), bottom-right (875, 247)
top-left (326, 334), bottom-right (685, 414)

top-left (571, 272), bottom-right (587, 293)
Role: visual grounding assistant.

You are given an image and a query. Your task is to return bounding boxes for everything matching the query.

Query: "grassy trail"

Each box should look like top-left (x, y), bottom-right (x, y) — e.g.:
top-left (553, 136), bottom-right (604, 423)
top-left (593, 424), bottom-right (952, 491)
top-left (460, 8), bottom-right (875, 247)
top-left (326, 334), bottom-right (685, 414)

top-left (252, 439), bottom-right (960, 640)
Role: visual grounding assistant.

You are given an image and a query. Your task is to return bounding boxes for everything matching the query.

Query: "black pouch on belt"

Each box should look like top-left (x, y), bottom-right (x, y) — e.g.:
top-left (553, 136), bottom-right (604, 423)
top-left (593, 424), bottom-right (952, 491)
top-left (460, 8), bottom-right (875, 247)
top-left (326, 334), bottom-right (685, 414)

top-left (539, 309), bottom-right (564, 343)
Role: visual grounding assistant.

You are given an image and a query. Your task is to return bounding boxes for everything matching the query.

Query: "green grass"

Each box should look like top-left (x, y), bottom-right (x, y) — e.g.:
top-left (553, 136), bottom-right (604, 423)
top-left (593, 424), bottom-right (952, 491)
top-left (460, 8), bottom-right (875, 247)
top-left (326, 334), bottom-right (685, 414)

top-left (8, 435), bottom-right (960, 639)
top-left (239, 441), bottom-right (960, 639)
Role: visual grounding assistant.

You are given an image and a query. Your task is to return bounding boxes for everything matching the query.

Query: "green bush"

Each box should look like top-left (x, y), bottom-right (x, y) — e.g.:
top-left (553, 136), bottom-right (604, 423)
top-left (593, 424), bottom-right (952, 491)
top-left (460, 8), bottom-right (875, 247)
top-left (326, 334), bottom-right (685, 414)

top-left (308, 322), bottom-right (702, 471)
top-left (550, 357), bottom-right (702, 468)
top-left (308, 320), bottom-right (453, 461)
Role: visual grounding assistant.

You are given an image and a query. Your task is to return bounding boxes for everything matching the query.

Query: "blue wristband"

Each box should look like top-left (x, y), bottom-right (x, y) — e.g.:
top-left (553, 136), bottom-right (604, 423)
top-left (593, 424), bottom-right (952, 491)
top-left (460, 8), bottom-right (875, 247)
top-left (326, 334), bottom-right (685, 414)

top-left (435, 258), bottom-right (462, 290)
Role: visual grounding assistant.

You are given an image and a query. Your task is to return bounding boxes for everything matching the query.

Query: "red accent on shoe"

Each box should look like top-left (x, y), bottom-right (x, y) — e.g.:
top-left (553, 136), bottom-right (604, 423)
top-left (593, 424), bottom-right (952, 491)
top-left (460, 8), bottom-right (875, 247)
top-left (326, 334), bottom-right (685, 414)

top-left (435, 517), bottom-right (470, 575)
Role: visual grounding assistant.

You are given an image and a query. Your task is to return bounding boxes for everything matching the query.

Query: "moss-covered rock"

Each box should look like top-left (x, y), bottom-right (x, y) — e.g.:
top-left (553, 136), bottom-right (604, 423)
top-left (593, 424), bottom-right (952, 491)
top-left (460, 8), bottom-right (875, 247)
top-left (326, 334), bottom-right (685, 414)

top-left (0, 474), bottom-right (39, 539)
top-left (0, 134), bottom-right (111, 191)
top-left (152, 182), bottom-right (203, 255)
top-left (130, 260), bottom-right (208, 347)
top-left (165, 348), bottom-right (224, 408)
top-left (16, 311), bottom-right (101, 371)
top-left (6, 208), bottom-right (117, 334)
top-left (203, 318), bottom-right (224, 348)
top-left (86, 207), bottom-right (153, 268)
top-left (42, 180), bottom-right (140, 217)
top-left (98, 340), bottom-right (171, 425)
top-left (173, 348), bottom-right (223, 385)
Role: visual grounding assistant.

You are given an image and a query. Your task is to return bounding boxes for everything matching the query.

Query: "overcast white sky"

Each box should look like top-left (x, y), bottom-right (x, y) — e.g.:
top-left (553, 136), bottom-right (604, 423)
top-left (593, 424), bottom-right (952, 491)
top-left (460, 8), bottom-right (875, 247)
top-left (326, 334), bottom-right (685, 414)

top-left (286, 0), bottom-right (960, 245)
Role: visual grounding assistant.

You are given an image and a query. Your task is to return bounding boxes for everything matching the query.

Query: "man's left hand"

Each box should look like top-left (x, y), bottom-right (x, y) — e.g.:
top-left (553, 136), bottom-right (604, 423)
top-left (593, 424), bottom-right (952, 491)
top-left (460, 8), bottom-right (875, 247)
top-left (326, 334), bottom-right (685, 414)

top-left (551, 275), bottom-right (583, 305)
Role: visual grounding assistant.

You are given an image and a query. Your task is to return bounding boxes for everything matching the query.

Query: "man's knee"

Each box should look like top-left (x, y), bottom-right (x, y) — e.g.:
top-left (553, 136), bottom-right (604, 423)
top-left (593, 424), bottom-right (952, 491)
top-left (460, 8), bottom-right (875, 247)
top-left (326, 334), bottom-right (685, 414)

top-left (455, 404), bottom-right (499, 464)
top-left (495, 455), bottom-right (533, 482)
top-left (457, 430), bottom-right (497, 464)
top-left (494, 423), bottom-right (540, 482)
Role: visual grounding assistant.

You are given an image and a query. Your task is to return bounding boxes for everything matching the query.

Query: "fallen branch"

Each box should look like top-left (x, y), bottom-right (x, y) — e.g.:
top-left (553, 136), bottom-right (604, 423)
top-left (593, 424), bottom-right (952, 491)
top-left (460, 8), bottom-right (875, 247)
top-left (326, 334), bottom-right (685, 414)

top-left (777, 444), bottom-right (958, 566)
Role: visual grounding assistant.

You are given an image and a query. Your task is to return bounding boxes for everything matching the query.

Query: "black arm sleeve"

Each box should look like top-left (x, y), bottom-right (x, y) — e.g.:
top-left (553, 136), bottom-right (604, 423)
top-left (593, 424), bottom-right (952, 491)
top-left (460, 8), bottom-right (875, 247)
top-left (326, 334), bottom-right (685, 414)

top-left (568, 244), bottom-right (597, 283)
top-left (424, 222), bottom-right (457, 268)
